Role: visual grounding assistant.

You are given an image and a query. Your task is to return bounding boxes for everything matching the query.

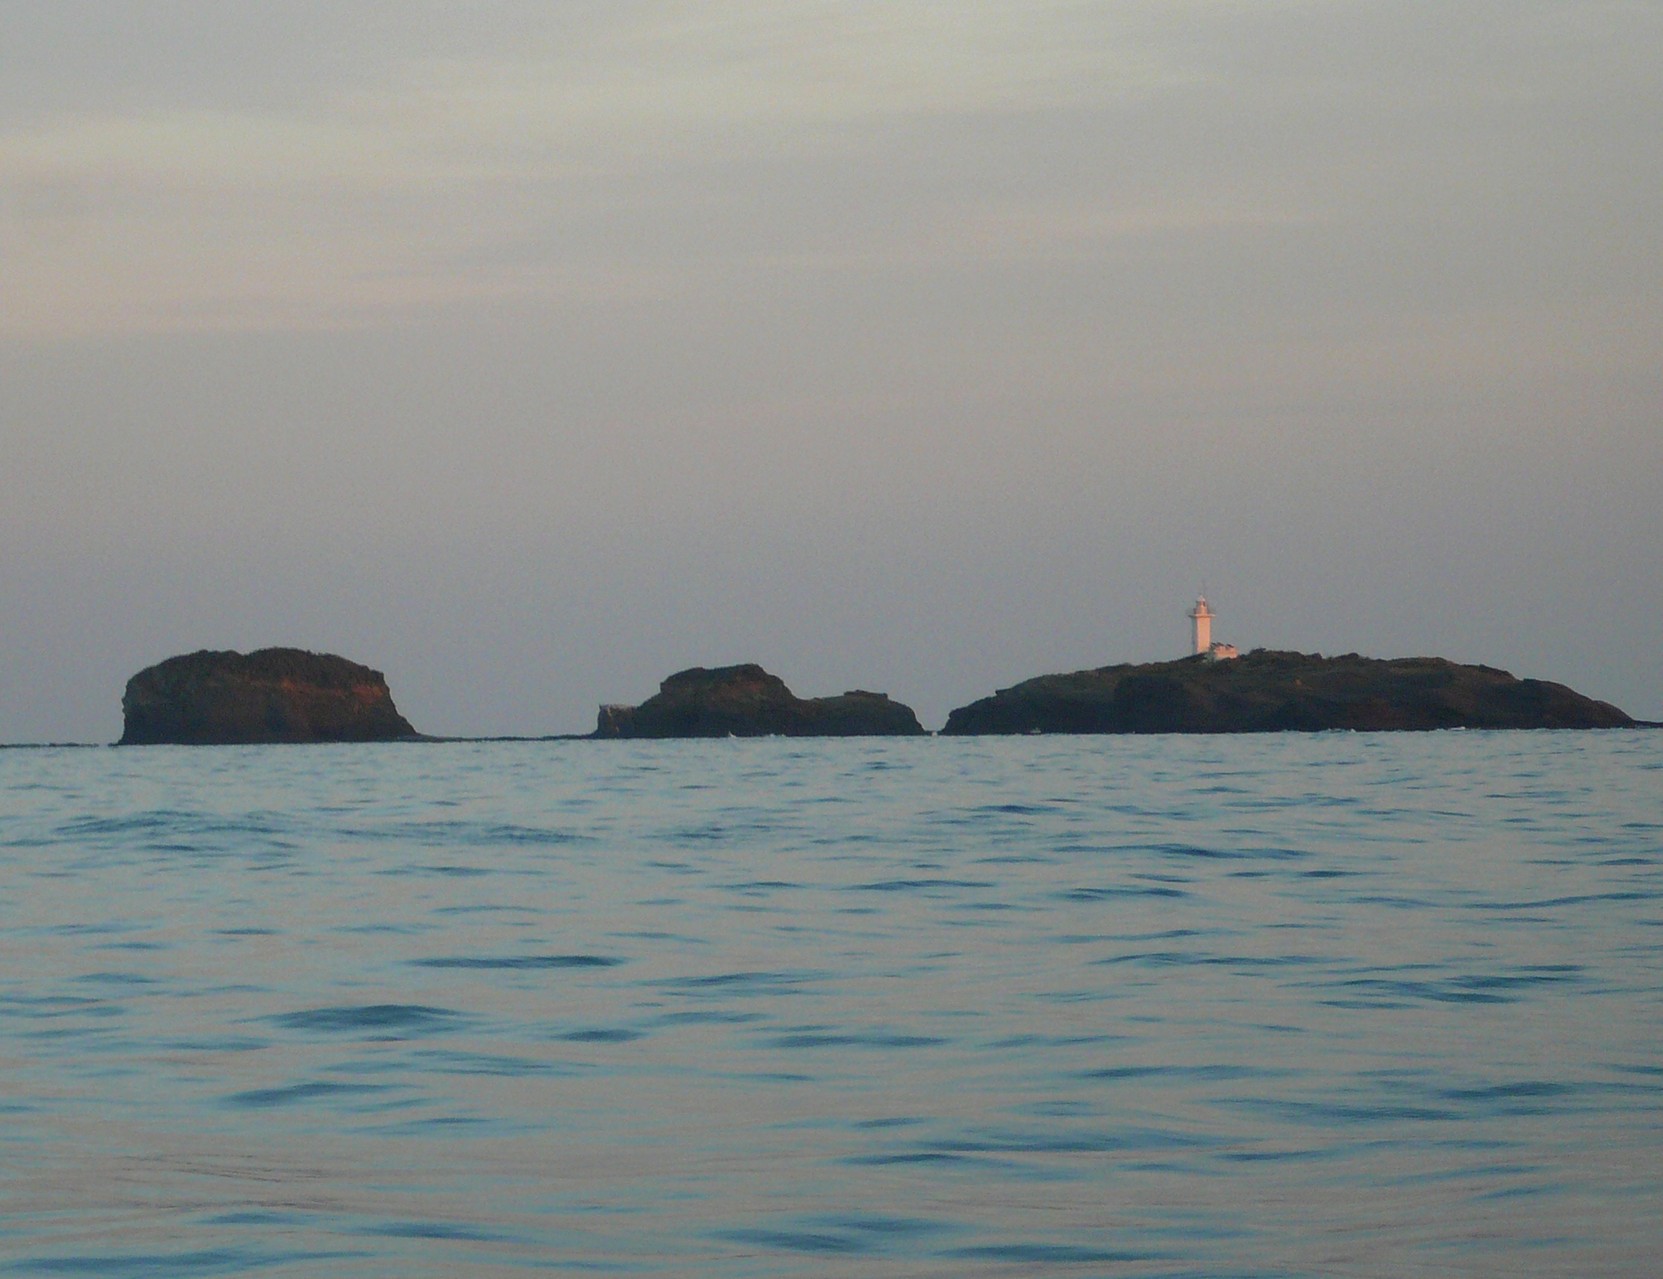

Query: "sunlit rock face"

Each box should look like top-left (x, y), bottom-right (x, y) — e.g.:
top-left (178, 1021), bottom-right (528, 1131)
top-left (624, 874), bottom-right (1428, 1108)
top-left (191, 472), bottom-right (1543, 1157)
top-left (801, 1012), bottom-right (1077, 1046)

top-left (942, 651), bottom-right (1635, 735)
top-left (593, 664), bottom-right (925, 738)
top-left (118, 648), bottom-right (418, 744)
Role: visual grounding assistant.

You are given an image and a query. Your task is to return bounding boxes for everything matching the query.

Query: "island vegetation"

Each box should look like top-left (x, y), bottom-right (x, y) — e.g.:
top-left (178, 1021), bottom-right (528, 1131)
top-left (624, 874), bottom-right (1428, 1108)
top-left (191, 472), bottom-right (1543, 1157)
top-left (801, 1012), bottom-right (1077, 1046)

top-left (940, 650), bottom-right (1634, 735)
top-left (592, 664), bottom-right (924, 738)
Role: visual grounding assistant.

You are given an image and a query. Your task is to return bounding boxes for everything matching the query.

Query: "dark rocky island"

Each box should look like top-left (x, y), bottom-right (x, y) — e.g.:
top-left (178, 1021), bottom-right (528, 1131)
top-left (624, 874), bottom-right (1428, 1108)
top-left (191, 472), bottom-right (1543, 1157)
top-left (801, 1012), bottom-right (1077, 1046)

top-left (594, 664), bottom-right (924, 738)
top-left (119, 648), bottom-right (419, 745)
top-left (942, 650), bottom-right (1633, 735)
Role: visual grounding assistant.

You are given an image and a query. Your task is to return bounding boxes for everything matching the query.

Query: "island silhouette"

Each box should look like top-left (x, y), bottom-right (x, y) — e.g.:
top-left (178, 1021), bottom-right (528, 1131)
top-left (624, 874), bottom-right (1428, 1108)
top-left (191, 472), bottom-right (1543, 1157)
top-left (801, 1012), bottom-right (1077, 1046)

top-left (115, 644), bottom-right (1634, 745)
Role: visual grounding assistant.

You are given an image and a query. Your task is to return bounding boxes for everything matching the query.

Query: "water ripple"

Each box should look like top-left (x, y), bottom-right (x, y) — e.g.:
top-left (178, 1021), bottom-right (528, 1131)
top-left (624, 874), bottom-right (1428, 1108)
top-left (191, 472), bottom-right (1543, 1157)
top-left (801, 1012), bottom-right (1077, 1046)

top-left (410, 954), bottom-right (623, 970)
top-left (1, 732), bottom-right (1658, 1277)
top-left (266, 1004), bottom-right (467, 1035)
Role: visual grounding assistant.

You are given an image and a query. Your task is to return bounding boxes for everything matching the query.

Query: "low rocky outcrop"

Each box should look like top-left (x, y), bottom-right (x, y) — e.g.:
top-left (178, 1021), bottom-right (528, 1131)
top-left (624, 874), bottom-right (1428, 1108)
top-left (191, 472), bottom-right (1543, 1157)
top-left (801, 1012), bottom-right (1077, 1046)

top-left (593, 664), bottom-right (925, 738)
top-left (942, 650), bottom-right (1633, 735)
top-left (119, 648), bottom-right (419, 745)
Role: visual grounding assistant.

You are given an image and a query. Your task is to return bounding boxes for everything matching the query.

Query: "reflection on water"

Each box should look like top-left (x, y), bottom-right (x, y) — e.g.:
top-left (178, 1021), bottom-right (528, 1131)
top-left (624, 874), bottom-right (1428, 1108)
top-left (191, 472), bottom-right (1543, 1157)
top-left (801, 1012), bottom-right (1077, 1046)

top-left (1, 732), bottom-right (1659, 1276)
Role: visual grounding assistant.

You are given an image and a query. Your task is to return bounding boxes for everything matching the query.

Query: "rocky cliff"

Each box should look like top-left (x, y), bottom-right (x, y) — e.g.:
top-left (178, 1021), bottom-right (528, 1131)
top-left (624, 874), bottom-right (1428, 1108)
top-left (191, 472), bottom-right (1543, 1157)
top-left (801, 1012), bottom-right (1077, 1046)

top-left (594, 664), bottom-right (925, 738)
top-left (119, 648), bottom-right (419, 745)
top-left (942, 650), bottom-right (1633, 735)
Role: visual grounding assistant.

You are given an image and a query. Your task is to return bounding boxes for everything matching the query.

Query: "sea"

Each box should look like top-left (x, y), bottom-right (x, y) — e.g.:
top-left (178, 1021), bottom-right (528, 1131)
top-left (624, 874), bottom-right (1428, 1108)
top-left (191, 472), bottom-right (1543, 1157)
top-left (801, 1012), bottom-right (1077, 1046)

top-left (0, 732), bottom-right (1658, 1278)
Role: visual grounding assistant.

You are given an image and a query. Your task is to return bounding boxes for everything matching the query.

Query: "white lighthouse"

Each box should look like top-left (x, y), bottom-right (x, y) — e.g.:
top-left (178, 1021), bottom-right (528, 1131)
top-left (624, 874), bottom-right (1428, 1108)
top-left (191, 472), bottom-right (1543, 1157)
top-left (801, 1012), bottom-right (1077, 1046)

top-left (1187, 595), bottom-right (1239, 660)
top-left (1188, 596), bottom-right (1213, 654)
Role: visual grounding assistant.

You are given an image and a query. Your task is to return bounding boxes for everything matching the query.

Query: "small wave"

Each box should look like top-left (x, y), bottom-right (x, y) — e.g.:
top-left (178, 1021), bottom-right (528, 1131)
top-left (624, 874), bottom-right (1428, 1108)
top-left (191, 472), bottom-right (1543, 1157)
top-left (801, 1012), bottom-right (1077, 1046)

top-left (1229, 1097), bottom-right (1458, 1125)
top-left (1150, 841), bottom-right (1311, 861)
top-left (356, 820), bottom-right (582, 847)
top-left (1319, 967), bottom-right (1584, 1006)
top-left (1083, 1063), bottom-right (1295, 1083)
top-left (765, 1030), bottom-right (946, 1050)
top-left (925, 1126), bottom-right (1213, 1155)
top-left (846, 1150), bottom-right (999, 1167)
top-left (988, 1032), bottom-right (1130, 1049)
top-left (950, 1242), bottom-right (1166, 1265)
top-left (1062, 884), bottom-right (1188, 900)
top-left (161, 1035), bottom-right (271, 1054)
top-left (557, 1028), bottom-right (644, 1043)
top-left (1468, 892), bottom-right (1653, 911)
top-left (267, 1004), bottom-right (466, 1035)
top-left (653, 1009), bottom-right (766, 1025)
top-left (202, 1212), bottom-right (308, 1227)
top-left (0, 995), bottom-right (107, 1018)
top-left (718, 880), bottom-right (801, 893)
top-left (353, 1220), bottom-right (517, 1243)
top-left (1435, 1080), bottom-right (1580, 1116)
top-left (654, 971), bottom-right (825, 997)
top-left (225, 1081), bottom-right (393, 1110)
top-left (851, 879), bottom-right (993, 893)
top-left (49, 811), bottom-right (301, 859)
top-left (715, 1214), bottom-right (950, 1256)
top-left (2, 1248), bottom-right (366, 1276)
top-left (713, 1229), bottom-right (865, 1255)
top-left (73, 971), bottom-right (156, 987)
top-left (411, 954), bottom-right (623, 970)
top-left (1096, 950), bottom-right (1323, 971)
top-left (412, 1049), bottom-right (573, 1077)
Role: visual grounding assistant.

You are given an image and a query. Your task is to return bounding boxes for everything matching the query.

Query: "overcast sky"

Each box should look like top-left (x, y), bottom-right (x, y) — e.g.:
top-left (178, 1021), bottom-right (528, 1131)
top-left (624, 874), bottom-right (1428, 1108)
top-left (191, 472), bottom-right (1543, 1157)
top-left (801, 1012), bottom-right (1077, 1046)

top-left (2, 1), bottom-right (1659, 741)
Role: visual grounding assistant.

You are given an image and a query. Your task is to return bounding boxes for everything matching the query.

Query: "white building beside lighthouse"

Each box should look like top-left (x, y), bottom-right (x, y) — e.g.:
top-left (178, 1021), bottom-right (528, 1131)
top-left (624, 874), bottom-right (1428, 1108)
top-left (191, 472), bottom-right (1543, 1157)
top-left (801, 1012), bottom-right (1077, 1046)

top-left (1187, 596), bottom-right (1238, 661)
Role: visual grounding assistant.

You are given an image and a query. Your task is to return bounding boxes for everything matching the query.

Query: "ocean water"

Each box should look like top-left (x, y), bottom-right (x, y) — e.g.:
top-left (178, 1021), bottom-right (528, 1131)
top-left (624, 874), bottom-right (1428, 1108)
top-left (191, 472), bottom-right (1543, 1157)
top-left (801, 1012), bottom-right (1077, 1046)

top-left (0, 732), bottom-right (1658, 1278)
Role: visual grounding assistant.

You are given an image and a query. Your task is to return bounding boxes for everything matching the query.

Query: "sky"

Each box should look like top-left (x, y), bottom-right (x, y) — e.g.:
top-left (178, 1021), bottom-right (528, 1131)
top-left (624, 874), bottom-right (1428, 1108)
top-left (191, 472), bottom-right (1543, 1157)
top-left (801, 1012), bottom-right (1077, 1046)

top-left (2, 0), bottom-right (1659, 741)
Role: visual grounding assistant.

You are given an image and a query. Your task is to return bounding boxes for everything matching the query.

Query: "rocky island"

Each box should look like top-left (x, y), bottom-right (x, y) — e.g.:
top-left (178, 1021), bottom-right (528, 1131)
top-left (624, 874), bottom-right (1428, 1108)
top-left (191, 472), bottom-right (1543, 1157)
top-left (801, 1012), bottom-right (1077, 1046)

top-left (119, 648), bottom-right (419, 745)
top-left (942, 650), bottom-right (1633, 735)
top-left (593, 664), bottom-right (924, 738)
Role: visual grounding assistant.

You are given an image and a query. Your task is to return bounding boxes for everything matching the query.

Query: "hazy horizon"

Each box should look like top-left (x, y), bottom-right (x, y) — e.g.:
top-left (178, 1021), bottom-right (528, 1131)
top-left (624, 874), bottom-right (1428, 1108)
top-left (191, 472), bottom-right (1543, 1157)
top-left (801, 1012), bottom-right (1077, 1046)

top-left (4, 2), bottom-right (1659, 742)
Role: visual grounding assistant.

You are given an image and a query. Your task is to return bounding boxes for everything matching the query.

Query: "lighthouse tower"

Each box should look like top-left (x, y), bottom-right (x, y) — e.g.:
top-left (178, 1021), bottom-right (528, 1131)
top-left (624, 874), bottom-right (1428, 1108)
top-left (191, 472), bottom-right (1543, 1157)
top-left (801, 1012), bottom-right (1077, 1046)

top-left (1188, 596), bottom-right (1214, 655)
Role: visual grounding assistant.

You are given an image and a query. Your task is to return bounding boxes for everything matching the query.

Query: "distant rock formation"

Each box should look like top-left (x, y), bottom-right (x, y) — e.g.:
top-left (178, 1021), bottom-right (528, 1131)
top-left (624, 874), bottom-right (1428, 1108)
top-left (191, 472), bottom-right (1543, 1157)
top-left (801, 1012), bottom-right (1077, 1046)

top-left (119, 648), bottom-right (419, 745)
top-left (593, 664), bottom-right (925, 738)
top-left (942, 650), bottom-right (1633, 735)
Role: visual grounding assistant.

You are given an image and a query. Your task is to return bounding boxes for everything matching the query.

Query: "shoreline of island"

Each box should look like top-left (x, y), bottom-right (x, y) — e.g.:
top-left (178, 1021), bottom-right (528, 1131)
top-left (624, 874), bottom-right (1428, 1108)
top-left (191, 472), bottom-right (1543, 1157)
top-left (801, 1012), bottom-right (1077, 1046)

top-left (32, 640), bottom-right (1631, 748)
